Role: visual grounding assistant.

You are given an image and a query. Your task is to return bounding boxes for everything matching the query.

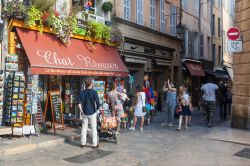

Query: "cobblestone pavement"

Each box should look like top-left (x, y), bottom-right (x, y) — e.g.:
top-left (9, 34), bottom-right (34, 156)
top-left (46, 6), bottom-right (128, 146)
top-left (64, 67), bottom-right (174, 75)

top-left (0, 111), bottom-right (249, 166)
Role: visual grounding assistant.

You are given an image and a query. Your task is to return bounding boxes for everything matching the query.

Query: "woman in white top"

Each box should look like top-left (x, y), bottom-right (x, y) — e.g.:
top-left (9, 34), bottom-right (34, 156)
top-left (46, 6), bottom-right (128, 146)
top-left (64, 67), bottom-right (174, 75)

top-left (129, 85), bottom-right (146, 131)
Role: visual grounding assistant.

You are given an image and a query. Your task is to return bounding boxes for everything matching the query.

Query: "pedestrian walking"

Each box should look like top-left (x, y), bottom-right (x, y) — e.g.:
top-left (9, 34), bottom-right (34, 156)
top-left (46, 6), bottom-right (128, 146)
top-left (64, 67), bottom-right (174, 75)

top-left (176, 85), bottom-right (191, 131)
top-left (107, 83), bottom-right (124, 135)
top-left (183, 86), bottom-right (193, 126)
top-left (162, 79), bottom-right (177, 127)
top-left (162, 81), bottom-right (169, 125)
top-left (218, 81), bottom-right (228, 120)
top-left (129, 85), bottom-right (146, 131)
top-left (201, 79), bottom-right (219, 127)
top-left (78, 78), bottom-right (100, 148)
top-left (227, 86), bottom-right (232, 116)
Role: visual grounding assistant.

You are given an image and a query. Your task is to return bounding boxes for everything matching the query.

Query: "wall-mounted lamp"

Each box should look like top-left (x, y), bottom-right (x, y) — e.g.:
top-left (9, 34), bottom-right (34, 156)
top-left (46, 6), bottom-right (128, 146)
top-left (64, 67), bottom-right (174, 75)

top-left (176, 23), bottom-right (183, 36)
top-left (130, 46), bottom-right (139, 50)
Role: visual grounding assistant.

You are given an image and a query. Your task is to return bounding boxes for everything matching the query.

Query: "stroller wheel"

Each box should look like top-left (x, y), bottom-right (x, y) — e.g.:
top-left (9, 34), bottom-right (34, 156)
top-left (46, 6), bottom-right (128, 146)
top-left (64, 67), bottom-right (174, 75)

top-left (114, 135), bottom-right (118, 144)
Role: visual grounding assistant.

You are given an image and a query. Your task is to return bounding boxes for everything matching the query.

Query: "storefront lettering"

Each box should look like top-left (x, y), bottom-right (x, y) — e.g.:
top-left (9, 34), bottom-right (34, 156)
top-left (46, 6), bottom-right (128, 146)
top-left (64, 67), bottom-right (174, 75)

top-left (37, 50), bottom-right (74, 66)
top-left (77, 55), bottom-right (118, 69)
top-left (189, 64), bottom-right (201, 71)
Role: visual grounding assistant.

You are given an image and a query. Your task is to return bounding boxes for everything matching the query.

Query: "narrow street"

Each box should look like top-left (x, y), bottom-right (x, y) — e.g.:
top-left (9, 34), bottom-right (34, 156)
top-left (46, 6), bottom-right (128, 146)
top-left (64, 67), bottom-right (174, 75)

top-left (1, 110), bottom-right (249, 166)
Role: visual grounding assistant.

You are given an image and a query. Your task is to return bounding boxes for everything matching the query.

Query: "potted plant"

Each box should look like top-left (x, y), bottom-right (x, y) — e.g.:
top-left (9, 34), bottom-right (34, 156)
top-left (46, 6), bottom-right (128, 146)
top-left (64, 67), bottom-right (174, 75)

top-left (102, 1), bottom-right (113, 13)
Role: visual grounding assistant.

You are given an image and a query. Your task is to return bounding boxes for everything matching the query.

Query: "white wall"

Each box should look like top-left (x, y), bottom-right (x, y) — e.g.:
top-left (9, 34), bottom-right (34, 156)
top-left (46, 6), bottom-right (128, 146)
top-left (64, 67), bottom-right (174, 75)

top-left (222, 0), bottom-right (234, 67)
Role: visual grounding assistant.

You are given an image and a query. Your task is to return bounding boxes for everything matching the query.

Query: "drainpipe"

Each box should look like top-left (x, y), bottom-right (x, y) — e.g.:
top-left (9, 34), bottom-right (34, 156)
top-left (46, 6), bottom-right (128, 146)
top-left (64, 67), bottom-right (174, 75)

top-left (198, 0), bottom-right (201, 60)
top-left (210, 0), bottom-right (214, 69)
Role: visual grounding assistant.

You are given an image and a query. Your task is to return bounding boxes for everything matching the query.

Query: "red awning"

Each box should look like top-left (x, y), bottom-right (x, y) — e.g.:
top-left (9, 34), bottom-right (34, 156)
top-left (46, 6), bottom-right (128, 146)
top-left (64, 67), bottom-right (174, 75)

top-left (185, 62), bottom-right (205, 77)
top-left (16, 28), bottom-right (128, 76)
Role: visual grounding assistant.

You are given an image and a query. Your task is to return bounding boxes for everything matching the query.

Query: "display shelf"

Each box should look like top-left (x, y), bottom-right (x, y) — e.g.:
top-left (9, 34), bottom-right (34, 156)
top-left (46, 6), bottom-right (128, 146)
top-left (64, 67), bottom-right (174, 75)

top-left (4, 72), bottom-right (25, 125)
top-left (0, 73), bottom-right (4, 126)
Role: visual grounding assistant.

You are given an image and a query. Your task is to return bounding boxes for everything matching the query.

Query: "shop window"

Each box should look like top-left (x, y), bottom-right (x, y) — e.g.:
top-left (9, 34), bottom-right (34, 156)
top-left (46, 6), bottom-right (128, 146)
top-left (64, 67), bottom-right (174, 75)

top-left (200, 34), bottom-right (204, 58)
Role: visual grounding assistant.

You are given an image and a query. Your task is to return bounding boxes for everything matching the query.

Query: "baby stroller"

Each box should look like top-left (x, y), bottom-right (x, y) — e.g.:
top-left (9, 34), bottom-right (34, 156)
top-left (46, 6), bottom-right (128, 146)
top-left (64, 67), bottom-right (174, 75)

top-left (97, 109), bottom-right (118, 143)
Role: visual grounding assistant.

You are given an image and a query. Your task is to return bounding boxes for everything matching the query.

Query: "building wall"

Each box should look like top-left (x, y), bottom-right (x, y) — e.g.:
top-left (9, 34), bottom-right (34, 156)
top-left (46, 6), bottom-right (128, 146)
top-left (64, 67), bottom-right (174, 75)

top-left (113, 0), bottom-right (180, 37)
top-left (232, 0), bottom-right (250, 130)
top-left (212, 0), bottom-right (223, 68)
top-left (201, 0), bottom-right (212, 61)
top-left (222, 0), bottom-right (234, 67)
top-left (181, 0), bottom-right (199, 59)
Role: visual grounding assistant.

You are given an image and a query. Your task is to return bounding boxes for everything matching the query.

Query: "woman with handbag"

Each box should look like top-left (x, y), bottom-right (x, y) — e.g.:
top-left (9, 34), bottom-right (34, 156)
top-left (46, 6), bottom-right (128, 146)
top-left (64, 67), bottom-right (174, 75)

top-left (129, 85), bottom-right (146, 131)
top-left (107, 83), bottom-right (124, 135)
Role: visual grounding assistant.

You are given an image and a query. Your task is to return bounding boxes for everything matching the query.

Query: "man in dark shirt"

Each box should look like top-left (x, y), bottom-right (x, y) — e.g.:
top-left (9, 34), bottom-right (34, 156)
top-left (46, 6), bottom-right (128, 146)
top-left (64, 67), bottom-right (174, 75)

top-left (219, 81), bottom-right (228, 120)
top-left (78, 78), bottom-right (100, 148)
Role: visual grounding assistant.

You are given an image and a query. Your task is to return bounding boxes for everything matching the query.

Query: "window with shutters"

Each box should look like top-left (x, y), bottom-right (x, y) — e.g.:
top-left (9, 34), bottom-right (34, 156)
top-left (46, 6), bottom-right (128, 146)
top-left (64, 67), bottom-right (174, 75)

top-left (200, 34), bottom-right (204, 58)
top-left (188, 30), bottom-right (192, 57)
top-left (150, 0), bottom-right (156, 30)
top-left (182, 0), bottom-right (188, 11)
top-left (160, 0), bottom-right (165, 33)
top-left (124, 0), bottom-right (130, 21)
top-left (193, 0), bottom-right (199, 16)
top-left (212, 44), bottom-right (216, 62)
top-left (212, 14), bottom-right (215, 35)
top-left (218, 18), bottom-right (221, 37)
top-left (136, 0), bottom-right (143, 25)
top-left (170, 5), bottom-right (177, 36)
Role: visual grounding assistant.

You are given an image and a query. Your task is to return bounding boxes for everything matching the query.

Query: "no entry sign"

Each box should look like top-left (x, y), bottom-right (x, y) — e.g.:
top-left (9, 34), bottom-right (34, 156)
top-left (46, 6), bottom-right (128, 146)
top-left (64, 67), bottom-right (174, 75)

top-left (227, 27), bottom-right (240, 40)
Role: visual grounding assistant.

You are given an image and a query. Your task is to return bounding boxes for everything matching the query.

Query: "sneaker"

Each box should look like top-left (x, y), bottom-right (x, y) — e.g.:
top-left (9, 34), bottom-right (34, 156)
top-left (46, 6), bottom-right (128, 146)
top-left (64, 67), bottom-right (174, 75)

top-left (129, 127), bottom-right (135, 130)
top-left (116, 131), bottom-right (120, 135)
top-left (80, 144), bottom-right (86, 148)
top-left (92, 144), bottom-right (99, 149)
top-left (168, 123), bottom-right (173, 127)
top-left (176, 128), bottom-right (181, 131)
top-left (188, 123), bottom-right (192, 126)
top-left (161, 123), bottom-right (167, 126)
top-left (140, 128), bottom-right (143, 131)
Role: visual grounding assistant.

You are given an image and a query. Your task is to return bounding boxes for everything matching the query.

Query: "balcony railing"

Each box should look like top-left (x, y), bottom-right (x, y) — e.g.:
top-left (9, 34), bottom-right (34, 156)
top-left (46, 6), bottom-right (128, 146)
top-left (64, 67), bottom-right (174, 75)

top-left (76, 11), bottom-right (106, 24)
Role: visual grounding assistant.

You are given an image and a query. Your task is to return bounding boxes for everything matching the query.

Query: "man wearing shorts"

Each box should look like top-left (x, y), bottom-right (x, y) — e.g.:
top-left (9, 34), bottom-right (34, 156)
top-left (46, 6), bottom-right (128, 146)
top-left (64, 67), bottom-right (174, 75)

top-left (201, 79), bottom-right (218, 127)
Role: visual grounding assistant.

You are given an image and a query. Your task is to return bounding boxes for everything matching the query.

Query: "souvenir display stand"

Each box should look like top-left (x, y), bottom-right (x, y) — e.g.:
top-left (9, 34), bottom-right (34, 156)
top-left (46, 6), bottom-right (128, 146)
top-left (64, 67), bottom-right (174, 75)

top-left (0, 73), bottom-right (4, 126)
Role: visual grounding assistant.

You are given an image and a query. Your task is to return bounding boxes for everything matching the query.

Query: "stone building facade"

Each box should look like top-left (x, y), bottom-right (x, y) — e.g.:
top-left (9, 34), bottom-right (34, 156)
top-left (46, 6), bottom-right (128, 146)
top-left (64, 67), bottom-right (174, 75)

top-left (232, 0), bottom-right (250, 130)
top-left (111, 0), bottom-right (182, 95)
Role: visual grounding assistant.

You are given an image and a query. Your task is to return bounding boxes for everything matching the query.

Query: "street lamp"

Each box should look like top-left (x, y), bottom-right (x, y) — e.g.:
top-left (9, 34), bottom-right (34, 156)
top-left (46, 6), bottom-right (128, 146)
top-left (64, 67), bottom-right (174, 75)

top-left (176, 23), bottom-right (183, 36)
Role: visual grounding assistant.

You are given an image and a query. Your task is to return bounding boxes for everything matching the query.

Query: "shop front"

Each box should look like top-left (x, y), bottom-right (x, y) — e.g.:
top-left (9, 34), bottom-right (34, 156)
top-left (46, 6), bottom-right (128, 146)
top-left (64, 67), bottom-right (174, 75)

top-left (1, 26), bottom-right (128, 134)
top-left (182, 59), bottom-right (205, 107)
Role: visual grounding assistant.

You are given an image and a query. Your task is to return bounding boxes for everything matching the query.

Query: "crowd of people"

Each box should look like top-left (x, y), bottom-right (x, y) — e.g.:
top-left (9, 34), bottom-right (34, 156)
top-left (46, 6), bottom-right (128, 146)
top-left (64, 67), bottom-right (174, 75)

top-left (77, 77), bottom-right (232, 148)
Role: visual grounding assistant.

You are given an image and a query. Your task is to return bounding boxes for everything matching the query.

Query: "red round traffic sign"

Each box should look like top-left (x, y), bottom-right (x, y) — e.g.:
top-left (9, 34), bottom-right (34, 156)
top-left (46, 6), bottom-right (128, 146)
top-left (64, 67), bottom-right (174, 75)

top-left (227, 27), bottom-right (240, 40)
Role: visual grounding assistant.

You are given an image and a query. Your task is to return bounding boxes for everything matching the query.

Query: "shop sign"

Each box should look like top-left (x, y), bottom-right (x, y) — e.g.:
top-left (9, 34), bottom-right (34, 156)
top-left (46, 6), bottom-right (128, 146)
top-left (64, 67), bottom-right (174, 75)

top-left (227, 40), bottom-right (242, 53)
top-left (30, 67), bottom-right (127, 77)
top-left (5, 63), bottom-right (18, 71)
top-left (125, 57), bottom-right (147, 64)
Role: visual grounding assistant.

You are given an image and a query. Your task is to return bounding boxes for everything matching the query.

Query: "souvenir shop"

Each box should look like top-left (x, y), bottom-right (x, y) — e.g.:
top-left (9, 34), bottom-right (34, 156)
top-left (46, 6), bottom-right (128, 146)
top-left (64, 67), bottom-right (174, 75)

top-left (0, 22), bottom-right (128, 135)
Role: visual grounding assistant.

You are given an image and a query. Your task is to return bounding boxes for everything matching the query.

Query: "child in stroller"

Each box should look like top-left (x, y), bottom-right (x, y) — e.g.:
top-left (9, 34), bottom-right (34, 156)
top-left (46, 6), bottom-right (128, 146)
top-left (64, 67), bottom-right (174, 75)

top-left (97, 106), bottom-right (118, 144)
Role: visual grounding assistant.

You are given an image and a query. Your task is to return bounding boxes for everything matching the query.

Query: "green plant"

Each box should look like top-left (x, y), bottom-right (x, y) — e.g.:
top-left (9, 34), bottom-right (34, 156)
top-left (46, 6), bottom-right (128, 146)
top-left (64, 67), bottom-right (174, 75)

top-left (46, 14), bottom-right (78, 45)
top-left (86, 21), bottom-right (112, 44)
top-left (30, 0), bottom-right (56, 12)
top-left (74, 27), bottom-right (86, 35)
top-left (3, 1), bottom-right (27, 18)
top-left (25, 6), bottom-right (43, 31)
top-left (102, 1), bottom-right (113, 12)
